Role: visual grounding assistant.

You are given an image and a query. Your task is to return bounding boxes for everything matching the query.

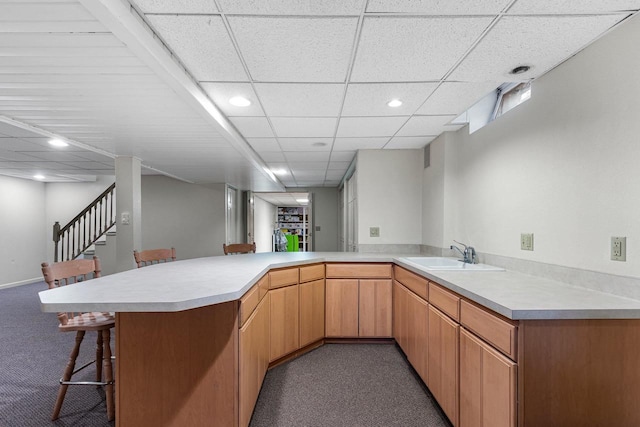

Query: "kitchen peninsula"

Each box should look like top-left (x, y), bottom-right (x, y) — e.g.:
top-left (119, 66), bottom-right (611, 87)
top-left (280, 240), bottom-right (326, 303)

top-left (39, 252), bottom-right (640, 427)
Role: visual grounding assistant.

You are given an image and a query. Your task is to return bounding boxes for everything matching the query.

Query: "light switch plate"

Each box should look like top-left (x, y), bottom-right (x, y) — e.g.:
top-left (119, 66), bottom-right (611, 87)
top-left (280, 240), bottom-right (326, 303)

top-left (521, 233), bottom-right (534, 251)
top-left (370, 227), bottom-right (380, 238)
top-left (611, 236), bottom-right (626, 261)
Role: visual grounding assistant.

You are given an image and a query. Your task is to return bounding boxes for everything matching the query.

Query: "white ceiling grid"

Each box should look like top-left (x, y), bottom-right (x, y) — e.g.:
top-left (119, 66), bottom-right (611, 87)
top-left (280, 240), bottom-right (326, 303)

top-left (0, 0), bottom-right (639, 188)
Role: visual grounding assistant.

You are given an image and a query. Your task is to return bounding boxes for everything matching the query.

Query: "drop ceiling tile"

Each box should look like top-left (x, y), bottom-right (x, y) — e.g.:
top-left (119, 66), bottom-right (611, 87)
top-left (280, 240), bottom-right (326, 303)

top-left (450, 15), bottom-right (624, 82)
top-left (279, 138), bottom-right (333, 151)
top-left (147, 15), bottom-right (247, 81)
top-left (201, 83), bottom-right (264, 117)
top-left (330, 151), bottom-right (356, 161)
top-left (291, 162), bottom-right (329, 172)
top-left (342, 83), bottom-right (438, 116)
top-left (22, 151), bottom-right (95, 162)
top-left (326, 169), bottom-right (347, 180)
top-left (271, 118), bottom-right (337, 138)
top-left (258, 151), bottom-right (286, 162)
top-left (218, 0), bottom-right (364, 15)
top-left (285, 152), bottom-right (330, 162)
top-left (366, 0), bottom-right (512, 14)
top-left (135, 0), bottom-right (219, 13)
top-left (230, 117), bottom-right (274, 138)
top-left (396, 115), bottom-right (456, 136)
top-left (228, 16), bottom-right (357, 82)
top-left (327, 161), bottom-right (351, 170)
top-left (385, 136), bottom-right (435, 149)
top-left (336, 117), bottom-right (407, 137)
top-left (351, 16), bottom-right (493, 82)
top-left (508, 0), bottom-right (640, 14)
top-left (416, 82), bottom-right (499, 115)
top-left (333, 137), bottom-right (389, 150)
top-left (254, 83), bottom-right (344, 117)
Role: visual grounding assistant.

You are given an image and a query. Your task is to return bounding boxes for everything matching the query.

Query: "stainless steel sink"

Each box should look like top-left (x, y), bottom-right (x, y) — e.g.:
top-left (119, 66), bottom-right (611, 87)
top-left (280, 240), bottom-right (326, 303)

top-left (401, 257), bottom-right (505, 271)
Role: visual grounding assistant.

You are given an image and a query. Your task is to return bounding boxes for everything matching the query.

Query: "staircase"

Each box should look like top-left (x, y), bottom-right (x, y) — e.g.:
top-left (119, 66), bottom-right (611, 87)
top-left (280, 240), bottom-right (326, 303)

top-left (82, 228), bottom-right (118, 276)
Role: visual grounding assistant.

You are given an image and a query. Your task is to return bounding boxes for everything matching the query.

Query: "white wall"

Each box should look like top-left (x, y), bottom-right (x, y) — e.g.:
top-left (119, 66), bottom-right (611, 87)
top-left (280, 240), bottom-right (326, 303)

top-left (309, 187), bottom-right (339, 252)
top-left (141, 176), bottom-right (226, 259)
top-left (254, 196), bottom-right (276, 252)
top-left (0, 175), bottom-right (46, 287)
top-left (357, 150), bottom-right (423, 246)
top-left (423, 13), bottom-right (640, 277)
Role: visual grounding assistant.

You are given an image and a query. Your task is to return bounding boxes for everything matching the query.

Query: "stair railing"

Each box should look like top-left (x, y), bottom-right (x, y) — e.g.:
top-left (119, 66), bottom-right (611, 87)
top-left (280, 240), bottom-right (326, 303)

top-left (53, 183), bottom-right (116, 262)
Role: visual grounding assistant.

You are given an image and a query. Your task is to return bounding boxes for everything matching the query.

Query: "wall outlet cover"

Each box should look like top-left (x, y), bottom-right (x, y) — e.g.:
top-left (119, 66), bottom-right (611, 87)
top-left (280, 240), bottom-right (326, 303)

top-left (521, 233), bottom-right (534, 251)
top-left (611, 236), bottom-right (626, 261)
top-left (370, 227), bottom-right (380, 238)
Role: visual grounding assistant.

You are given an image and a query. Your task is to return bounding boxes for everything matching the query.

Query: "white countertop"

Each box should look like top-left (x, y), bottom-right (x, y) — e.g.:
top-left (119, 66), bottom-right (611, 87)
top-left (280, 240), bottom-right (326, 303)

top-left (39, 252), bottom-right (640, 320)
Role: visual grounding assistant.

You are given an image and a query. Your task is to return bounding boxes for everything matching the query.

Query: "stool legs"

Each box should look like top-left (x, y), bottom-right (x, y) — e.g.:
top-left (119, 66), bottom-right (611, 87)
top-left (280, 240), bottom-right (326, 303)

top-left (102, 328), bottom-right (115, 421)
top-left (52, 330), bottom-right (85, 421)
top-left (95, 331), bottom-right (103, 383)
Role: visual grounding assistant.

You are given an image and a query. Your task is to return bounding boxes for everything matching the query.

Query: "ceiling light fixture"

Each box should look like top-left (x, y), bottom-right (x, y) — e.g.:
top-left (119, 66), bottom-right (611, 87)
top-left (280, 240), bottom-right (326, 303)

top-left (270, 168), bottom-right (288, 176)
top-left (48, 139), bottom-right (68, 147)
top-left (510, 65), bottom-right (531, 75)
top-left (33, 174), bottom-right (45, 180)
top-left (229, 96), bottom-right (251, 107)
top-left (296, 198), bottom-right (309, 204)
top-left (387, 99), bottom-right (403, 108)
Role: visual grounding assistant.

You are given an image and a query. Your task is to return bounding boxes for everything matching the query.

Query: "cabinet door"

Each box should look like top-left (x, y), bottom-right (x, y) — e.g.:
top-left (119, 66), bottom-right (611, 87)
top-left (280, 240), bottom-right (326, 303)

top-left (359, 279), bottom-right (392, 337)
top-left (239, 294), bottom-right (270, 427)
top-left (299, 278), bottom-right (325, 347)
top-left (393, 281), bottom-right (409, 353)
top-left (407, 290), bottom-right (429, 384)
top-left (429, 305), bottom-right (459, 426)
top-left (460, 328), bottom-right (516, 427)
top-left (325, 279), bottom-right (359, 337)
top-left (270, 285), bottom-right (299, 361)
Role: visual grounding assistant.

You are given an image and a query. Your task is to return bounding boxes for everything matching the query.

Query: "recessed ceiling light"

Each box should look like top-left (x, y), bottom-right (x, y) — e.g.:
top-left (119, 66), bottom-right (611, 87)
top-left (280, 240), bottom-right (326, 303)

top-left (229, 96), bottom-right (251, 107)
top-left (33, 174), bottom-right (45, 180)
top-left (296, 198), bottom-right (309, 204)
top-left (387, 99), bottom-right (403, 108)
top-left (270, 168), bottom-right (288, 176)
top-left (510, 65), bottom-right (531, 75)
top-left (48, 139), bottom-right (68, 147)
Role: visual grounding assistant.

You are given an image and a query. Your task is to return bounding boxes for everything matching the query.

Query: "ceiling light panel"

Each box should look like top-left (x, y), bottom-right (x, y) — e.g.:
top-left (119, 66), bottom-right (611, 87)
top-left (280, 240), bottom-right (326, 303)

top-left (342, 82), bottom-right (439, 116)
top-left (508, 0), bottom-right (640, 14)
top-left (133, 0), bottom-right (219, 13)
top-left (336, 116), bottom-right (408, 137)
top-left (201, 83), bottom-right (264, 116)
top-left (254, 83), bottom-right (344, 117)
top-left (279, 138), bottom-right (333, 151)
top-left (270, 117), bottom-right (338, 138)
top-left (351, 16), bottom-right (494, 82)
top-left (217, 0), bottom-right (364, 15)
top-left (146, 15), bottom-right (248, 81)
top-left (396, 115), bottom-right (457, 136)
top-left (385, 136), bottom-right (436, 149)
top-left (366, 0), bottom-right (513, 14)
top-left (450, 15), bottom-right (624, 82)
top-left (227, 16), bottom-right (358, 82)
top-left (229, 117), bottom-right (274, 138)
top-left (332, 137), bottom-right (390, 151)
top-left (416, 82), bottom-right (499, 115)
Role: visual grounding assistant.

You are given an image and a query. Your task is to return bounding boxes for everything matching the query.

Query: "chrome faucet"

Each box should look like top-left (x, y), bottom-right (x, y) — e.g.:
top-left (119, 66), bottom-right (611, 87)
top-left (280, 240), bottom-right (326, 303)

top-left (450, 240), bottom-right (477, 264)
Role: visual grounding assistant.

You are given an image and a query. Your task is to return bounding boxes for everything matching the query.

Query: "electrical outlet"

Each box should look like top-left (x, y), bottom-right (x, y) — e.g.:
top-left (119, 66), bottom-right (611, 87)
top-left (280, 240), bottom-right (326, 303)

top-left (611, 236), bottom-right (626, 261)
top-left (521, 233), bottom-right (534, 251)
top-left (370, 227), bottom-right (380, 238)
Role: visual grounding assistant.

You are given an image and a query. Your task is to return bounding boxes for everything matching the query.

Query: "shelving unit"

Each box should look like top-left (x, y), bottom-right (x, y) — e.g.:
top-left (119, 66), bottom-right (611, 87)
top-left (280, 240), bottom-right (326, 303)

top-left (277, 206), bottom-right (308, 252)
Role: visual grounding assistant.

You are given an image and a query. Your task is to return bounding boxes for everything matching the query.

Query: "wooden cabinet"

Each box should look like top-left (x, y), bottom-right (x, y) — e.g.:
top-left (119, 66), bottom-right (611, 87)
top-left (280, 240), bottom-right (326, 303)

top-left (393, 280), bottom-right (428, 384)
top-left (239, 294), bottom-right (270, 427)
top-left (325, 279), bottom-right (359, 337)
top-left (270, 284), bottom-right (299, 361)
top-left (429, 305), bottom-right (460, 426)
top-left (359, 279), bottom-right (392, 337)
top-left (459, 328), bottom-right (516, 427)
top-left (299, 278), bottom-right (325, 347)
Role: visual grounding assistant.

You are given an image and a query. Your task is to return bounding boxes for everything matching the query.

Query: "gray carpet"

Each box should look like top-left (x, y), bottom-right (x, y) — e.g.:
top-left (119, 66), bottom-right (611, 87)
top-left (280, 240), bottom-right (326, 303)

top-left (250, 344), bottom-right (452, 427)
top-left (0, 281), bottom-right (113, 427)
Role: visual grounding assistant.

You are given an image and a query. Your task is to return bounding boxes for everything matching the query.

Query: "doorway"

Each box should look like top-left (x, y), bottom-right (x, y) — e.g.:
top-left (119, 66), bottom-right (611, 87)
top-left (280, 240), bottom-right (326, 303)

top-left (253, 192), bottom-right (312, 253)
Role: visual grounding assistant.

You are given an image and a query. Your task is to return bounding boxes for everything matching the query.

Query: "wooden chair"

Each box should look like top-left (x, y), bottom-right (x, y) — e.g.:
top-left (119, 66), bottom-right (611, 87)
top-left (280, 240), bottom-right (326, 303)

top-left (41, 256), bottom-right (115, 421)
top-left (133, 247), bottom-right (176, 268)
top-left (223, 242), bottom-right (256, 255)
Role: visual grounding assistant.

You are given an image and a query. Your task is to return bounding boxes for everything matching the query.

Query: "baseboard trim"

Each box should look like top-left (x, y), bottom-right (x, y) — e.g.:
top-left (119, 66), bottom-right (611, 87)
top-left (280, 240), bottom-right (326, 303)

top-left (0, 277), bottom-right (41, 290)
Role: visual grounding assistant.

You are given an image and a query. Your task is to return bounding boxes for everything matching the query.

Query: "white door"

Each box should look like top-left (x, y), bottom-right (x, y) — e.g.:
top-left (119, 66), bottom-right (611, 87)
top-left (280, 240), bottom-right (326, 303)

top-left (226, 186), bottom-right (239, 244)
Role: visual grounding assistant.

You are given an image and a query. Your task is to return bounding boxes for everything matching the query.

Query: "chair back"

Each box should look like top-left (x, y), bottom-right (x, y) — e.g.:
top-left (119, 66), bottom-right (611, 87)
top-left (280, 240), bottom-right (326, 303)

top-left (223, 242), bottom-right (256, 255)
top-left (41, 257), bottom-right (102, 327)
top-left (134, 247), bottom-right (176, 268)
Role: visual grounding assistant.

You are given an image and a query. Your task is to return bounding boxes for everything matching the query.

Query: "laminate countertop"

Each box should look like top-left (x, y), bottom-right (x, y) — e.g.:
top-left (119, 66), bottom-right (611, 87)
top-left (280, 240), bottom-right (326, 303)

top-left (38, 252), bottom-right (640, 320)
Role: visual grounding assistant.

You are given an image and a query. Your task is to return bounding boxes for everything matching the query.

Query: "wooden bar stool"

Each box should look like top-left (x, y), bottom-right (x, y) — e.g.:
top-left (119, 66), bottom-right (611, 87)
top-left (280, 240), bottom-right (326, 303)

top-left (133, 247), bottom-right (176, 268)
top-left (223, 242), bottom-right (256, 255)
top-left (41, 256), bottom-right (115, 421)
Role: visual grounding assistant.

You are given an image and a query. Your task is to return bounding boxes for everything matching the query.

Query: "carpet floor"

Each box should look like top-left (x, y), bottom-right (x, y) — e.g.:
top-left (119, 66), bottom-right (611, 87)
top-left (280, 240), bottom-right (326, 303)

top-left (2, 282), bottom-right (451, 427)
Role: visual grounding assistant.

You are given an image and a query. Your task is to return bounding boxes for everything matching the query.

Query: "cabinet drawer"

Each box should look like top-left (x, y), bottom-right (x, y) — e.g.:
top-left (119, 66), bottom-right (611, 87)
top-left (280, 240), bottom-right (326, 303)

top-left (326, 263), bottom-right (392, 279)
top-left (269, 268), bottom-right (299, 289)
top-left (299, 264), bottom-right (325, 283)
top-left (393, 266), bottom-right (428, 300)
top-left (239, 283), bottom-right (260, 327)
top-left (429, 282), bottom-right (460, 321)
top-left (257, 274), bottom-right (269, 300)
top-left (460, 300), bottom-right (517, 361)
